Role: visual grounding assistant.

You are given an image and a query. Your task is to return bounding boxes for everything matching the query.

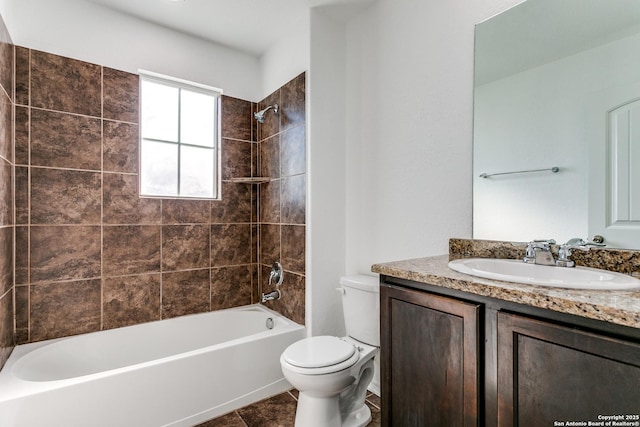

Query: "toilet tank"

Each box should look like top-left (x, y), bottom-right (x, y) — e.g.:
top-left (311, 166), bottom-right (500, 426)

top-left (340, 275), bottom-right (380, 347)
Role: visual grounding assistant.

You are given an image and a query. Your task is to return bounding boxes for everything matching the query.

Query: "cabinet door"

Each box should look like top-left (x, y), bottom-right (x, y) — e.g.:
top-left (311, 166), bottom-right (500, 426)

top-left (381, 284), bottom-right (481, 427)
top-left (497, 312), bottom-right (640, 427)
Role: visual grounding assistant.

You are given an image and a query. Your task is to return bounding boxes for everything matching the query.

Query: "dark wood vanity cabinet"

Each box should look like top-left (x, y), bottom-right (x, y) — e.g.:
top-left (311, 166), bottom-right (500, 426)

top-left (380, 284), bottom-right (481, 427)
top-left (497, 312), bottom-right (640, 427)
top-left (380, 281), bottom-right (640, 427)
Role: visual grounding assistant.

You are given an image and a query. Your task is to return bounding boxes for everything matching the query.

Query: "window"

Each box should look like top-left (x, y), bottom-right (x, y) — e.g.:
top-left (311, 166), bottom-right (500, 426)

top-left (139, 71), bottom-right (221, 199)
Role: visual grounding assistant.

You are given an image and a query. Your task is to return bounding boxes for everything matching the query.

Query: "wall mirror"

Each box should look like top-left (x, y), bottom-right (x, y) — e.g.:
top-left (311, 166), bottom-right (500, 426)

top-left (473, 0), bottom-right (640, 249)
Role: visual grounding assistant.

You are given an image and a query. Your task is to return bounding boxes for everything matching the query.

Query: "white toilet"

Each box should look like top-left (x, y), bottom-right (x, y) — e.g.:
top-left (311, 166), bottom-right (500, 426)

top-left (280, 275), bottom-right (380, 427)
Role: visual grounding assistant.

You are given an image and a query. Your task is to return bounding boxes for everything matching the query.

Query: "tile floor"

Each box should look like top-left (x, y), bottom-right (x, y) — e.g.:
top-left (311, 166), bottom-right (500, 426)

top-left (196, 390), bottom-right (381, 427)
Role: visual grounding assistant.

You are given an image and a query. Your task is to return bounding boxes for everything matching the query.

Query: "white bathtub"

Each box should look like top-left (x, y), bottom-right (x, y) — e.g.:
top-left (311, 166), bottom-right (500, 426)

top-left (0, 304), bottom-right (305, 427)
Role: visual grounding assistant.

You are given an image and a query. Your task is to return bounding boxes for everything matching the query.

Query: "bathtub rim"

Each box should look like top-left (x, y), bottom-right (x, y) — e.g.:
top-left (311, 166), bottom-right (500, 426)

top-left (0, 303), bottom-right (304, 403)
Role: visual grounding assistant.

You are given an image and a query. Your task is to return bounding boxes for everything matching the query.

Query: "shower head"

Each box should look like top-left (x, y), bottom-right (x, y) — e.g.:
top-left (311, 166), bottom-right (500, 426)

top-left (254, 104), bottom-right (279, 123)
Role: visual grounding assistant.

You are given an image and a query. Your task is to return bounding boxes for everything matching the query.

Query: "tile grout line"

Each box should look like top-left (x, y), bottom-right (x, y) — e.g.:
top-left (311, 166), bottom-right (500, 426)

top-left (26, 47), bottom-right (31, 343)
top-left (11, 44), bottom-right (16, 343)
top-left (100, 65), bottom-right (104, 331)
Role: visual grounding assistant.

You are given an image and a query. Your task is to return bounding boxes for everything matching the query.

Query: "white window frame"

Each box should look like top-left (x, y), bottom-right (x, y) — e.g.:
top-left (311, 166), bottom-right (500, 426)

top-left (138, 70), bottom-right (222, 200)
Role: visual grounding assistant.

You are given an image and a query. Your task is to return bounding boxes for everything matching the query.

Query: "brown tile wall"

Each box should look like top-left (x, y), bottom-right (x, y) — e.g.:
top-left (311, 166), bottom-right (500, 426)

top-left (13, 48), bottom-right (272, 343)
top-left (0, 13), bottom-right (13, 369)
top-left (256, 73), bottom-right (306, 325)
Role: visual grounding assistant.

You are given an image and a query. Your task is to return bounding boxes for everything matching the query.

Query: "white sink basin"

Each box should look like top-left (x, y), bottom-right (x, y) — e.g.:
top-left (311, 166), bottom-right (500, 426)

top-left (448, 258), bottom-right (640, 290)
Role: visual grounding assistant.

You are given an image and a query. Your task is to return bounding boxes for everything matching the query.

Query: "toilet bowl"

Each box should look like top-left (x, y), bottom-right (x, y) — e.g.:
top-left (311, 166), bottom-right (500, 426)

top-left (280, 275), bottom-right (380, 427)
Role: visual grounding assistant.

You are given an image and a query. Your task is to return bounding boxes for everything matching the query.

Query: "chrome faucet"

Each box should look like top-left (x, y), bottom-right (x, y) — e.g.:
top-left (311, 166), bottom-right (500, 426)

top-left (261, 290), bottom-right (281, 303)
top-left (556, 238), bottom-right (605, 267)
top-left (262, 262), bottom-right (284, 303)
top-left (523, 239), bottom-right (556, 266)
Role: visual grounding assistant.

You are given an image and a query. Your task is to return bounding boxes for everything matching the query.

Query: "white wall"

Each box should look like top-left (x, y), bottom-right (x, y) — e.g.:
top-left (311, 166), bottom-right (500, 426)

top-left (306, 0), bottom-right (523, 337)
top-left (342, 0), bottom-right (522, 276)
top-left (307, 7), bottom-right (348, 336)
top-left (0, 0), bottom-right (261, 100)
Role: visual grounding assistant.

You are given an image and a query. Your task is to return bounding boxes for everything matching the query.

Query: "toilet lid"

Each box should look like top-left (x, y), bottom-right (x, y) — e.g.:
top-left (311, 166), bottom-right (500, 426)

top-left (282, 336), bottom-right (356, 368)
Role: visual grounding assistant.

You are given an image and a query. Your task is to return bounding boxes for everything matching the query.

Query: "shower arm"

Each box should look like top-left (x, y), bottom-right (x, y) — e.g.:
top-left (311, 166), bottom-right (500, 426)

top-left (254, 104), bottom-right (279, 123)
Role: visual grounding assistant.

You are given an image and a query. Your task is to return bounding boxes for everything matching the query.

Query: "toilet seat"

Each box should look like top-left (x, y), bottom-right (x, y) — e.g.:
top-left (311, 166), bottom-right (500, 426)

top-left (281, 336), bottom-right (360, 375)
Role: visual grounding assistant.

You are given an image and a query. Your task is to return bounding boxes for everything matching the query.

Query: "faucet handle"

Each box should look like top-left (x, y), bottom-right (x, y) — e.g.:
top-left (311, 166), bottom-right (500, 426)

top-left (563, 237), bottom-right (606, 250)
top-left (556, 237), bottom-right (606, 267)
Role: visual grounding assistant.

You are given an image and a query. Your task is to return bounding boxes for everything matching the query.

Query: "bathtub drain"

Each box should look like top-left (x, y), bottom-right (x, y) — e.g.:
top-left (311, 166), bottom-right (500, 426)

top-left (266, 317), bottom-right (274, 330)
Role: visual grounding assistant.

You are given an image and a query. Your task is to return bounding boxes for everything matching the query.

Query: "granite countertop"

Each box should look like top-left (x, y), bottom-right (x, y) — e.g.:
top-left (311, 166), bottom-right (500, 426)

top-left (372, 255), bottom-right (640, 329)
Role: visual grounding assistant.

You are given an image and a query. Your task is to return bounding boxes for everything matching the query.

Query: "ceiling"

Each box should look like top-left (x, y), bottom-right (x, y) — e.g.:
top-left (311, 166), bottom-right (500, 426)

top-left (82, 0), bottom-right (311, 57)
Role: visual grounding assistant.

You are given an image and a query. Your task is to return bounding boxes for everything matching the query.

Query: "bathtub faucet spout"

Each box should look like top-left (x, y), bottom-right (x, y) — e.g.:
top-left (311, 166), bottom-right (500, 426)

top-left (261, 290), bottom-right (281, 303)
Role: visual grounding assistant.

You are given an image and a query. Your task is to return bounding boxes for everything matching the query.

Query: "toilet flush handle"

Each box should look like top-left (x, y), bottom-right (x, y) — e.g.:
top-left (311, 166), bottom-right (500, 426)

top-left (336, 287), bottom-right (345, 295)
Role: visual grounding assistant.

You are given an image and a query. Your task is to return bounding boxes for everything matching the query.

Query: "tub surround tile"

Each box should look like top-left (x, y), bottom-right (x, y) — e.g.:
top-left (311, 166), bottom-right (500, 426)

top-left (251, 256), bottom-right (259, 301)
top-left (281, 175), bottom-right (305, 225)
top-left (260, 134), bottom-right (280, 179)
top-left (162, 224), bottom-right (210, 271)
top-left (13, 50), bottom-right (306, 344)
top-left (281, 225), bottom-right (305, 274)
top-left (0, 93), bottom-right (10, 161)
top-left (210, 182), bottom-right (251, 224)
top-left (251, 139), bottom-right (259, 177)
top-left (161, 269), bottom-right (210, 318)
top-left (14, 46), bottom-right (29, 106)
top-left (30, 279), bottom-right (101, 341)
top-left (30, 225), bottom-right (101, 283)
top-left (221, 96), bottom-right (252, 141)
top-left (0, 159), bottom-right (11, 225)
top-left (0, 19), bottom-right (11, 101)
top-left (103, 274), bottom-right (161, 329)
top-left (30, 50), bottom-right (101, 116)
top-left (251, 103), bottom-right (258, 143)
top-left (103, 173), bottom-right (161, 225)
top-left (251, 224), bottom-right (259, 264)
top-left (15, 285), bottom-right (28, 331)
top-left (254, 73), bottom-right (306, 325)
top-left (259, 224), bottom-right (281, 266)
top-left (257, 90), bottom-right (281, 141)
top-left (103, 121), bottom-right (139, 173)
top-left (14, 286), bottom-right (28, 344)
top-left (30, 168), bottom-right (101, 224)
top-left (163, 198), bottom-right (211, 224)
top-left (14, 106), bottom-right (29, 165)
top-left (103, 225), bottom-right (161, 276)
top-left (0, 289), bottom-right (12, 368)
top-left (14, 226), bottom-right (28, 285)
top-left (281, 124), bottom-right (306, 177)
top-left (0, 68), bottom-right (10, 114)
top-left (221, 139), bottom-right (252, 180)
top-left (262, 268), bottom-right (305, 326)
top-left (211, 265), bottom-right (253, 310)
top-left (259, 180), bottom-right (280, 224)
top-left (372, 251), bottom-right (640, 330)
top-left (103, 67), bottom-right (139, 123)
top-left (14, 167), bottom-right (28, 224)
top-left (30, 109), bottom-right (101, 169)
top-left (211, 224), bottom-right (252, 266)
top-left (0, 227), bottom-right (11, 295)
top-left (0, 18), bottom-right (13, 371)
top-left (281, 73), bottom-right (306, 131)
